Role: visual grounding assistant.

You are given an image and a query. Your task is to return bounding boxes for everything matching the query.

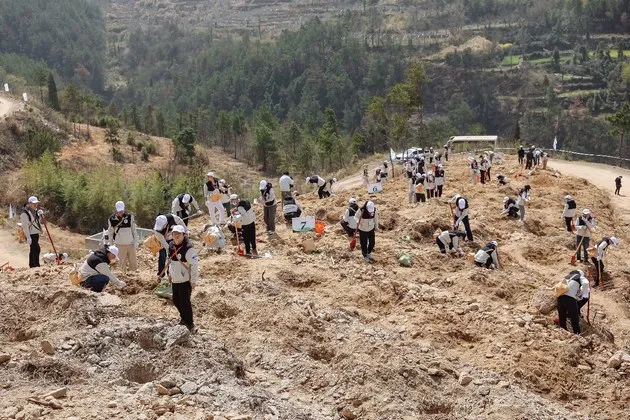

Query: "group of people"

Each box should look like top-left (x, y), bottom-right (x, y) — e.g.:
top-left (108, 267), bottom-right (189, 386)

top-left (467, 151), bottom-right (495, 185)
top-left (340, 198), bottom-right (378, 262)
top-left (517, 145), bottom-right (548, 170)
top-left (403, 157), bottom-right (446, 204)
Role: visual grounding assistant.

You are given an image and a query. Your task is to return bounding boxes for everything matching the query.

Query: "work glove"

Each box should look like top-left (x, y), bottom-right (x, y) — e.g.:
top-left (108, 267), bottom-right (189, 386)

top-left (117, 281), bottom-right (127, 289)
top-left (27, 235), bottom-right (32, 245)
top-left (197, 210), bottom-right (204, 215)
top-left (37, 209), bottom-right (44, 217)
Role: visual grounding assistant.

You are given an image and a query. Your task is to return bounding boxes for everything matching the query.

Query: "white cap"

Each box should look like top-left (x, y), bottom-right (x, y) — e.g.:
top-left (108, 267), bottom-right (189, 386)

top-left (230, 194), bottom-right (239, 200)
top-left (349, 198), bottom-right (357, 204)
top-left (583, 209), bottom-right (591, 215)
top-left (207, 171), bottom-right (215, 177)
top-left (610, 237), bottom-right (619, 247)
top-left (305, 177), bottom-right (310, 183)
top-left (438, 164), bottom-right (443, 168)
top-left (154, 215), bottom-right (168, 231)
top-left (219, 179), bottom-right (225, 184)
top-left (450, 194), bottom-right (461, 203)
top-left (503, 197), bottom-right (509, 203)
top-left (182, 194), bottom-right (191, 204)
top-left (366, 201), bottom-right (375, 212)
top-left (332, 178), bottom-right (337, 183)
top-left (577, 269), bottom-right (585, 276)
top-left (490, 240), bottom-right (498, 247)
top-left (115, 201), bottom-right (125, 212)
top-left (259, 180), bottom-right (268, 190)
top-left (107, 246), bottom-right (119, 258)
top-left (172, 225), bottom-right (186, 234)
top-left (28, 196), bottom-right (40, 204)
top-left (564, 195), bottom-right (573, 200)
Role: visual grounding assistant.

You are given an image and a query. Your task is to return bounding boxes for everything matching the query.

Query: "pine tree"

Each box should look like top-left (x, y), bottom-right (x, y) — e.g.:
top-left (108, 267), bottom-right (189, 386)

top-left (47, 72), bottom-right (60, 111)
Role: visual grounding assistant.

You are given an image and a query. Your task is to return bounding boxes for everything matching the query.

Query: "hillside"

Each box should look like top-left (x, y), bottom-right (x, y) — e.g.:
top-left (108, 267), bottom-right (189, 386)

top-left (1, 152), bottom-right (629, 418)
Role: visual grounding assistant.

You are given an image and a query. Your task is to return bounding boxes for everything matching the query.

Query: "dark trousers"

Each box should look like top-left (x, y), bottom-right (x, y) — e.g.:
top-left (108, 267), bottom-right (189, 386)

top-left (359, 229), bottom-right (375, 257)
top-left (445, 152), bottom-right (448, 161)
top-left (28, 234), bottom-right (41, 268)
top-left (82, 274), bottom-right (109, 293)
top-left (576, 236), bottom-right (589, 261)
top-left (578, 297), bottom-right (589, 311)
top-left (177, 210), bottom-right (190, 226)
top-left (317, 185), bottom-right (329, 199)
top-left (564, 217), bottom-right (573, 232)
top-left (591, 258), bottom-right (604, 286)
top-left (525, 159), bottom-right (533, 169)
top-left (480, 171), bottom-right (486, 184)
top-left (427, 188), bottom-right (435, 198)
top-left (263, 205), bottom-right (276, 232)
top-left (615, 185), bottom-right (621, 195)
top-left (557, 295), bottom-right (581, 334)
top-left (454, 216), bottom-right (473, 241)
top-left (475, 259), bottom-right (493, 269)
top-left (242, 222), bottom-right (256, 254)
top-left (508, 208), bottom-right (519, 218)
top-left (415, 193), bottom-right (426, 203)
top-left (436, 185), bottom-right (443, 197)
top-left (172, 281), bottom-right (193, 327)
top-left (158, 248), bottom-right (167, 277)
top-left (518, 156), bottom-right (524, 165)
top-left (340, 221), bottom-right (355, 237)
top-left (486, 168), bottom-right (491, 180)
top-left (436, 238), bottom-right (446, 254)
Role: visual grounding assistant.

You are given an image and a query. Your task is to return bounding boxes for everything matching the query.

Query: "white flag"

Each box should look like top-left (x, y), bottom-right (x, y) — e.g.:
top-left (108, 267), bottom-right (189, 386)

top-left (9, 204), bottom-right (13, 219)
top-left (22, 92), bottom-right (28, 102)
top-left (553, 136), bottom-right (557, 150)
top-left (390, 148), bottom-right (396, 161)
top-left (3, 83), bottom-right (8, 92)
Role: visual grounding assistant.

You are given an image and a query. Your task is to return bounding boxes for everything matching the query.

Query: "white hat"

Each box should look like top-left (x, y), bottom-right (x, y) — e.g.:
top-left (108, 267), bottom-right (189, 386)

top-left (207, 171), bottom-right (215, 177)
top-left (503, 197), bottom-right (509, 203)
top-left (230, 194), bottom-right (239, 200)
top-left (349, 198), bottom-right (357, 204)
top-left (107, 245), bottom-right (119, 258)
top-left (305, 177), bottom-right (310, 183)
top-left (259, 180), bottom-right (268, 190)
top-left (490, 240), bottom-right (498, 247)
top-left (610, 237), bottom-right (619, 247)
top-left (450, 194), bottom-right (461, 203)
top-left (28, 196), bottom-right (40, 204)
top-left (154, 215), bottom-right (168, 231)
top-left (332, 178), bottom-right (337, 183)
top-left (582, 209), bottom-right (591, 215)
top-left (182, 194), bottom-right (191, 204)
top-left (219, 179), bottom-right (225, 184)
top-left (564, 195), bottom-right (573, 201)
top-left (438, 164), bottom-right (443, 168)
top-left (115, 201), bottom-right (125, 212)
top-left (172, 225), bottom-right (186, 234)
top-left (366, 201), bottom-right (375, 212)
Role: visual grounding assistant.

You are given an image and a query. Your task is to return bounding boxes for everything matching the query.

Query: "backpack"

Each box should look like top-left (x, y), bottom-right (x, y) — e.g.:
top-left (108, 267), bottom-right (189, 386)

top-left (553, 272), bottom-right (581, 298)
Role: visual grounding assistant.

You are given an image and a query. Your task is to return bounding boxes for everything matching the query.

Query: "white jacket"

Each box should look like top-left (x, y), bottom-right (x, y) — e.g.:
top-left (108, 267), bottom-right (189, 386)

top-left (356, 210), bottom-right (378, 232)
top-left (563, 201), bottom-right (577, 218)
top-left (575, 216), bottom-right (595, 237)
top-left (107, 212), bottom-right (138, 246)
top-left (20, 207), bottom-right (43, 237)
top-left (234, 202), bottom-right (256, 225)
top-left (561, 272), bottom-right (589, 300)
top-left (474, 247), bottom-right (498, 267)
top-left (342, 207), bottom-right (358, 230)
top-left (438, 231), bottom-right (461, 251)
top-left (167, 241), bottom-right (199, 285)
top-left (516, 190), bottom-right (529, 206)
top-left (279, 175), bottom-right (293, 192)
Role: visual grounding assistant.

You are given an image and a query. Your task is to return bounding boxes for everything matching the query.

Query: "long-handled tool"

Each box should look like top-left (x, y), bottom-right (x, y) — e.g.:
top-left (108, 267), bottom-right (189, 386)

top-left (571, 235), bottom-right (585, 265)
top-left (349, 215), bottom-right (362, 251)
top-left (41, 216), bottom-right (61, 265)
top-left (235, 226), bottom-right (244, 256)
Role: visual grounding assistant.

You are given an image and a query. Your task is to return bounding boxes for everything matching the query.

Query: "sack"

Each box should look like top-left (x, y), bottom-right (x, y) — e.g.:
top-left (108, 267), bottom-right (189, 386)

top-left (553, 280), bottom-right (569, 297)
top-left (144, 234), bottom-right (162, 254)
top-left (154, 278), bottom-right (173, 300)
top-left (210, 190), bottom-right (221, 202)
top-left (69, 267), bottom-right (83, 286)
top-left (17, 226), bottom-right (26, 241)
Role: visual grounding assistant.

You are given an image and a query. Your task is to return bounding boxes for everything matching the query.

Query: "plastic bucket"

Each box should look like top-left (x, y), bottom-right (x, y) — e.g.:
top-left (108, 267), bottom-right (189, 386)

top-left (315, 220), bottom-right (326, 234)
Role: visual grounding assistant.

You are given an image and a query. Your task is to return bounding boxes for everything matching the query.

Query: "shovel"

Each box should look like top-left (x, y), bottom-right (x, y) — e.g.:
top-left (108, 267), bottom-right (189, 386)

top-left (349, 215), bottom-right (362, 251)
top-left (235, 227), bottom-right (244, 256)
top-left (41, 216), bottom-right (61, 265)
top-left (571, 235), bottom-right (585, 264)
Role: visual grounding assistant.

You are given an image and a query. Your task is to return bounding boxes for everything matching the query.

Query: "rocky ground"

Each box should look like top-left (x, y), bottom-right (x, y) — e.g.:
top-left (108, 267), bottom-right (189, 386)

top-left (1, 154), bottom-right (630, 419)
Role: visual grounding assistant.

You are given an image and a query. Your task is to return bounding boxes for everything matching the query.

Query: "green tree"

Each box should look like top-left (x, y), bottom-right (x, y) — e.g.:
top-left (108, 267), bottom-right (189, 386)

top-left (606, 102), bottom-right (630, 157)
top-left (47, 72), bottom-right (59, 111)
top-left (253, 104), bottom-right (279, 172)
top-left (104, 119), bottom-right (121, 161)
top-left (317, 108), bottom-right (340, 168)
top-left (174, 127), bottom-right (196, 163)
top-left (23, 127), bottom-right (61, 160)
top-left (156, 109), bottom-right (166, 137)
top-left (34, 66), bottom-right (47, 103)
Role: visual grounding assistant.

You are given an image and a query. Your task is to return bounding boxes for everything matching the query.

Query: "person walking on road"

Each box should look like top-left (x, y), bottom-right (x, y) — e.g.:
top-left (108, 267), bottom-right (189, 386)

top-left (78, 246), bottom-right (126, 293)
top-left (562, 195), bottom-right (577, 232)
top-left (259, 180), bottom-right (277, 234)
top-left (20, 196), bottom-right (43, 268)
top-left (107, 201), bottom-right (138, 273)
top-left (450, 194), bottom-right (473, 241)
top-left (575, 209), bottom-right (596, 263)
top-left (357, 201), bottom-right (378, 263)
top-left (171, 193), bottom-right (201, 226)
top-left (168, 225), bottom-right (199, 332)
top-left (615, 176), bottom-right (622, 195)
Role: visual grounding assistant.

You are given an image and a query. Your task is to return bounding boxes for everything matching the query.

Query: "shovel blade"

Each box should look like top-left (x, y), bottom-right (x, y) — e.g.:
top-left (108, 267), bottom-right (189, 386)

top-left (349, 237), bottom-right (356, 250)
top-left (570, 255), bottom-right (577, 264)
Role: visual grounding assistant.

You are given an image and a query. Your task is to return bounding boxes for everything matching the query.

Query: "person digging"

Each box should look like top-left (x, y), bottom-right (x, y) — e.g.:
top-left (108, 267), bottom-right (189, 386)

top-left (167, 225), bottom-right (199, 332)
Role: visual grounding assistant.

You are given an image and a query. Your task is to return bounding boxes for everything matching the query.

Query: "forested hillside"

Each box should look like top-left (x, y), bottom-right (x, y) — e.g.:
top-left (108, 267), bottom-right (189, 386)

top-left (0, 0), bottom-right (106, 91)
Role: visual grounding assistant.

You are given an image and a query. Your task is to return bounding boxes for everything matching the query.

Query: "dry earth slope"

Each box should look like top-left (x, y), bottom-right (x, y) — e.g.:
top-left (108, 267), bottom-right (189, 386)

top-left (1, 153), bottom-right (630, 419)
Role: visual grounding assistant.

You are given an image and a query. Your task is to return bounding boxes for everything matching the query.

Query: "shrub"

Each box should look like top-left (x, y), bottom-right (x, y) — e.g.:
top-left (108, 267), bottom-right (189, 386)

top-left (141, 148), bottom-right (149, 162)
top-left (23, 127), bottom-right (61, 160)
top-left (144, 141), bottom-right (158, 155)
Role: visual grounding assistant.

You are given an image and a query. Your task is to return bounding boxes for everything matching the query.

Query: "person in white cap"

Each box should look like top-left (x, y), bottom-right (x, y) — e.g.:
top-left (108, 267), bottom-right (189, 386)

top-left (279, 172), bottom-right (294, 199)
top-left (591, 236), bottom-right (619, 288)
top-left (341, 198), bottom-right (360, 237)
top-left (204, 172), bottom-right (226, 226)
top-left (516, 184), bottom-right (531, 222)
top-left (20, 196), bottom-right (43, 268)
top-left (357, 201), bottom-right (378, 262)
top-left (282, 194), bottom-right (302, 222)
top-left (434, 165), bottom-right (445, 197)
top-left (228, 194), bottom-right (257, 256)
top-left (107, 201), bottom-right (138, 273)
top-left (306, 175), bottom-right (334, 199)
top-left (562, 195), bottom-right (577, 232)
top-left (218, 179), bottom-right (232, 214)
top-left (168, 225), bottom-right (199, 331)
top-left (381, 161), bottom-right (389, 180)
top-left (153, 213), bottom-right (186, 280)
top-left (259, 179), bottom-right (277, 234)
top-left (556, 270), bottom-right (589, 334)
top-left (436, 230), bottom-right (466, 256)
top-left (575, 209), bottom-right (596, 263)
top-left (425, 170), bottom-right (436, 199)
top-left (78, 246), bottom-right (126, 292)
top-left (500, 196), bottom-right (519, 219)
top-left (474, 241), bottom-right (500, 269)
top-left (450, 194), bottom-right (473, 241)
top-left (171, 193), bottom-right (201, 226)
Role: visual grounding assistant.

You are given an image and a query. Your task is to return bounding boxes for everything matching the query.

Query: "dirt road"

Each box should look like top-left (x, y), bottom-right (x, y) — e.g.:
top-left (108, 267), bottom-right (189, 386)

top-left (0, 96), bottom-right (19, 117)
